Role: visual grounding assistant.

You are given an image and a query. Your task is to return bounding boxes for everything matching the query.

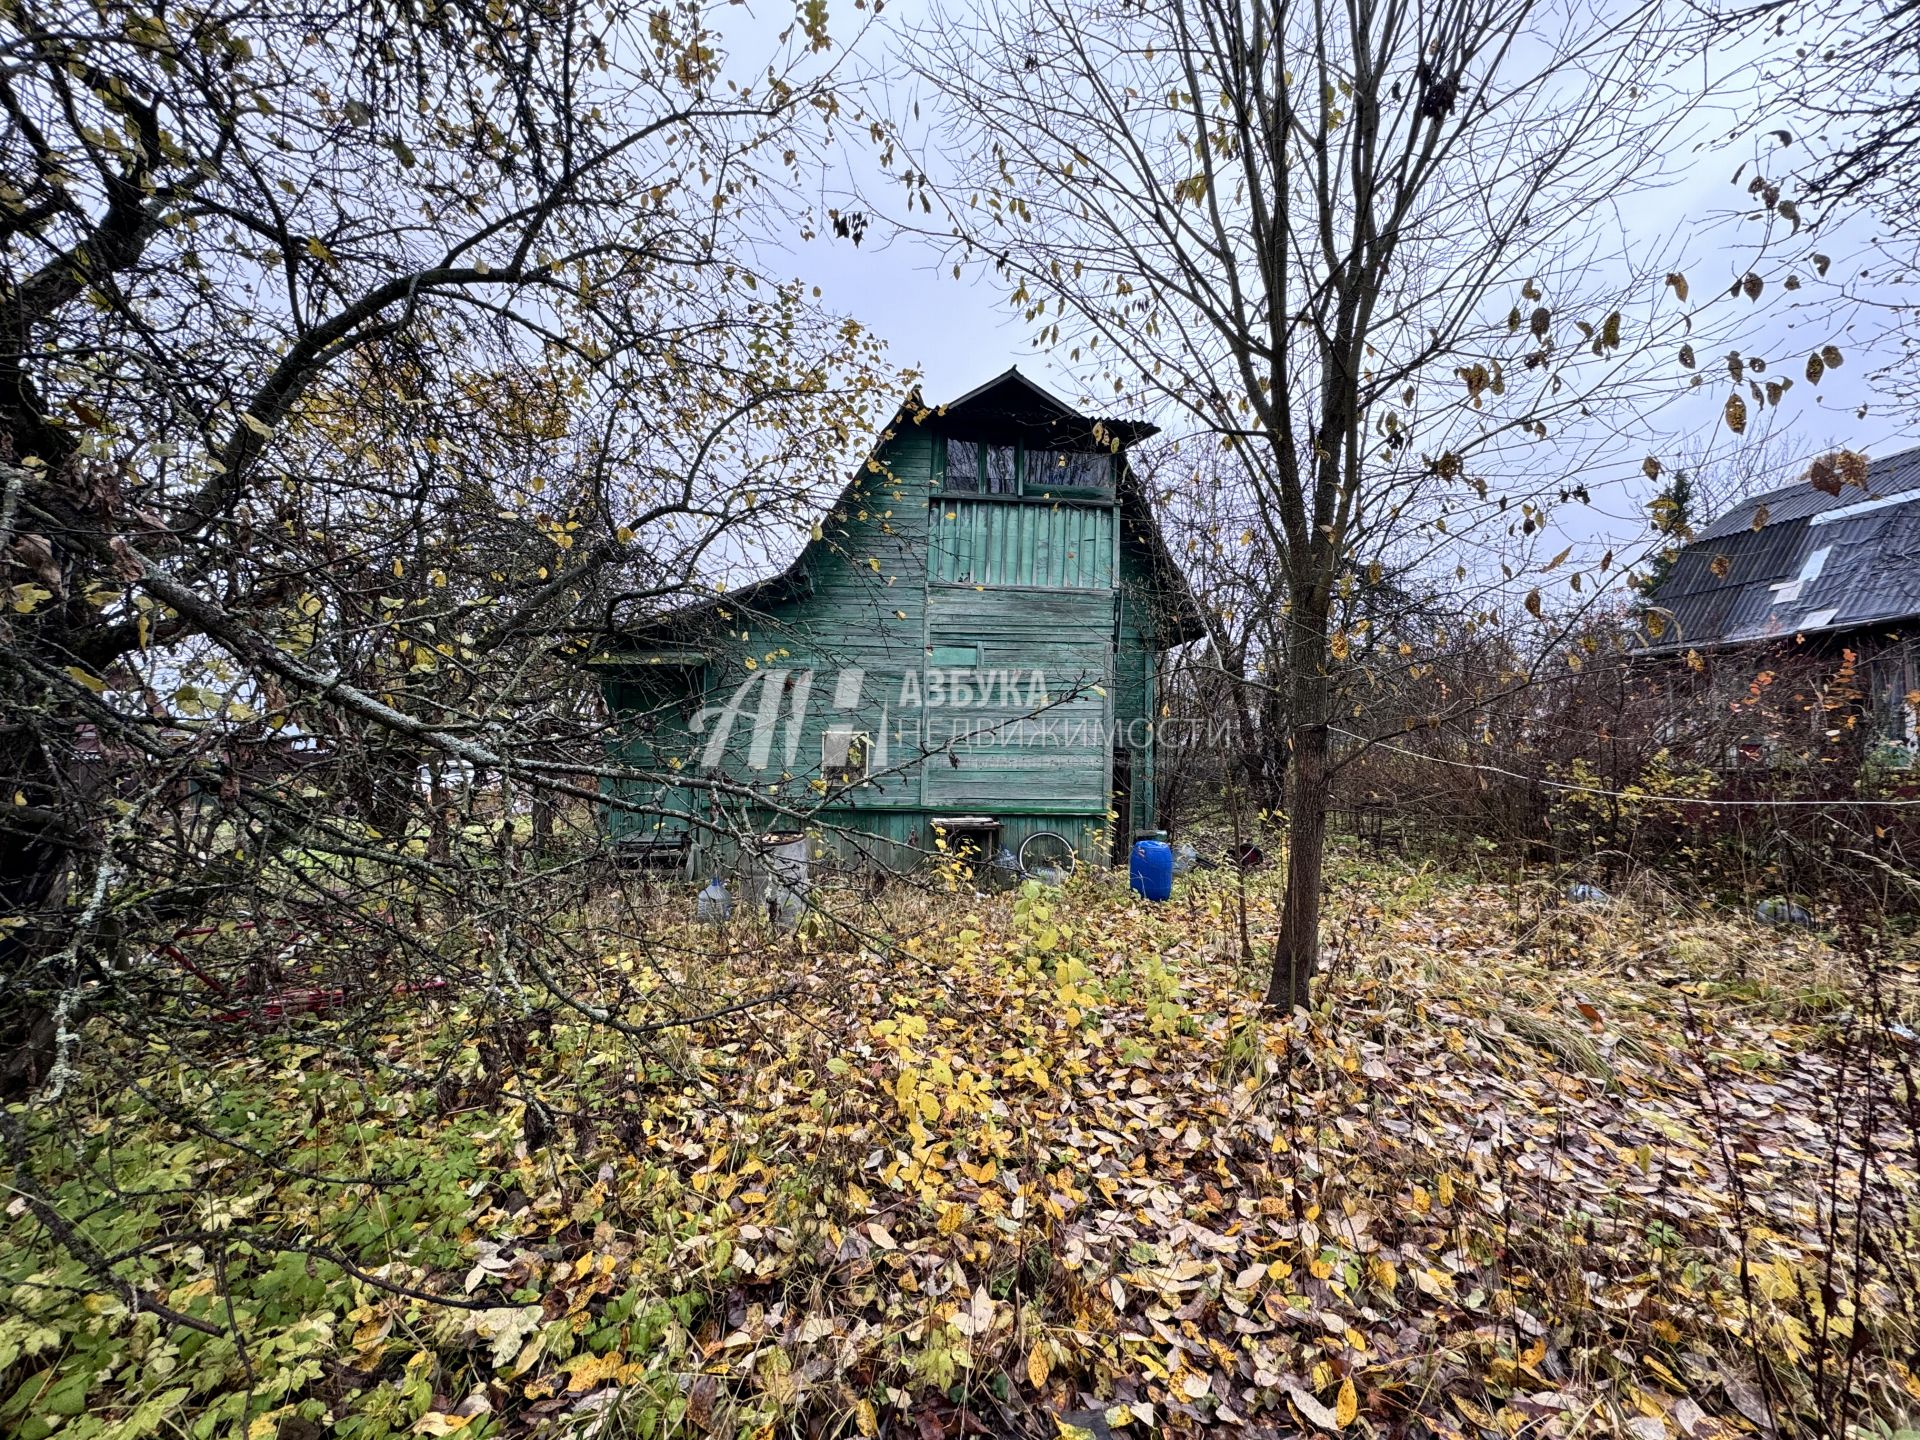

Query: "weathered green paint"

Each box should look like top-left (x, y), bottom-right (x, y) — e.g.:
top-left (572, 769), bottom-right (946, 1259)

top-left (929, 498), bottom-right (1116, 588)
top-left (596, 370), bottom-right (1200, 874)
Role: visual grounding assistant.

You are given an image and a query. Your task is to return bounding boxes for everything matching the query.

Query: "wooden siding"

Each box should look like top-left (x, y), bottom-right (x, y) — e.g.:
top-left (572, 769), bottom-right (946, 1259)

top-left (1113, 527), bottom-right (1164, 834)
top-left (601, 406), bottom-right (1179, 873)
top-left (928, 499), bottom-right (1116, 589)
top-left (701, 429), bottom-right (937, 812)
top-left (920, 586), bottom-right (1113, 814)
top-left (601, 673), bottom-right (703, 842)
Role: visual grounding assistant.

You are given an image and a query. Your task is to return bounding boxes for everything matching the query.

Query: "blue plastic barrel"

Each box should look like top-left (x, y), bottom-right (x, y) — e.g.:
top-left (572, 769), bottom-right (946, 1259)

top-left (1129, 838), bottom-right (1174, 902)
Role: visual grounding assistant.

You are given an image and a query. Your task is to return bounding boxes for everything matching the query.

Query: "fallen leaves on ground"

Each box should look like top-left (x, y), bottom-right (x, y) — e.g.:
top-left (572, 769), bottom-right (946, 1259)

top-left (4, 850), bottom-right (1916, 1440)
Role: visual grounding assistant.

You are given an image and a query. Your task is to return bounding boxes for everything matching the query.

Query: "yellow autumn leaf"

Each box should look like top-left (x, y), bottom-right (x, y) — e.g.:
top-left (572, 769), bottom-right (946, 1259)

top-left (1335, 1376), bottom-right (1358, 1427)
top-left (1027, 1339), bottom-right (1051, 1389)
top-left (1416, 1266), bottom-right (1454, 1296)
top-left (854, 1399), bottom-right (879, 1437)
top-left (564, 1352), bottom-right (623, 1392)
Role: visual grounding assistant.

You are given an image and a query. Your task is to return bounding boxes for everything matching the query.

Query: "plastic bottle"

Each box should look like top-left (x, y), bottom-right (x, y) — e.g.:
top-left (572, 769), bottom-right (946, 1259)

top-left (696, 876), bottom-right (732, 922)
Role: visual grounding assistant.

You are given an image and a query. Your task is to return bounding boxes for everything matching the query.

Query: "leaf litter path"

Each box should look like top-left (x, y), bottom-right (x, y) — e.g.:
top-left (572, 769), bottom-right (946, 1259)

top-left (539, 863), bottom-right (1917, 1440)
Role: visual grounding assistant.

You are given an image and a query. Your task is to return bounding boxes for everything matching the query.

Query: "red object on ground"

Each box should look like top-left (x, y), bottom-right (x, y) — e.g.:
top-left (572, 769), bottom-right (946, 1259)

top-left (159, 922), bottom-right (450, 1024)
top-left (207, 978), bottom-right (447, 1026)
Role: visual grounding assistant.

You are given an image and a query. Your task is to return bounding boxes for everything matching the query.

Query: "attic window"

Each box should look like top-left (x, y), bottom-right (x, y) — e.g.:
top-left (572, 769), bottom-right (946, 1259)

top-left (942, 437), bottom-right (1113, 496)
top-left (1027, 449), bottom-right (1112, 493)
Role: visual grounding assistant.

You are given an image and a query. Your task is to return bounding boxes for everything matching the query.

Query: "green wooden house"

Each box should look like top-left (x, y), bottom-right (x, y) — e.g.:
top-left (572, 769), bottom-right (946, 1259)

top-left (594, 368), bottom-right (1202, 874)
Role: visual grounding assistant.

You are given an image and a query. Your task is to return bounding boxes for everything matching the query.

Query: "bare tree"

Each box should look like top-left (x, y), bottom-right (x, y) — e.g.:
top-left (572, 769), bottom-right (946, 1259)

top-left (1768, 0), bottom-right (1920, 407)
top-left (884, 0), bottom-right (1797, 1008)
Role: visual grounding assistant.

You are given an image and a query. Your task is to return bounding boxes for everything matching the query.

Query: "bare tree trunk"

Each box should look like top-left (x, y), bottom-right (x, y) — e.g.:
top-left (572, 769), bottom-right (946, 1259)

top-left (427, 760), bottom-right (450, 862)
top-left (1267, 669), bottom-right (1330, 1012)
top-left (532, 789), bottom-right (555, 858)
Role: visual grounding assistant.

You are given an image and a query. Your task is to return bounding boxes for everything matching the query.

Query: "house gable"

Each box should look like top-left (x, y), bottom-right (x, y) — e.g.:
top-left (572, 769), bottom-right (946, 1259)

top-left (596, 370), bottom-right (1199, 867)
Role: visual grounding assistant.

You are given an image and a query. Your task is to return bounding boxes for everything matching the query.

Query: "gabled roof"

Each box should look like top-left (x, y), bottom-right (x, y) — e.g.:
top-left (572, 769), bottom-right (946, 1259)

top-left (934, 366), bottom-right (1160, 449)
top-left (601, 372), bottom-right (1203, 650)
top-left (1644, 443), bottom-right (1920, 651)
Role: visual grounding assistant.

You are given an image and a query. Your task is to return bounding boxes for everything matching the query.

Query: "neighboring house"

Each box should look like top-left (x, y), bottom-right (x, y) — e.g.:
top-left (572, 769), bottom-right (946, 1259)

top-left (1643, 443), bottom-right (1920, 761)
top-left (592, 369), bottom-right (1204, 873)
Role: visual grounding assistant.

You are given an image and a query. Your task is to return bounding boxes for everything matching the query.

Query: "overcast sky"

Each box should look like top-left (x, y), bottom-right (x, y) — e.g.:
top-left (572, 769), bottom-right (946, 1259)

top-left (719, 0), bottom-right (1912, 575)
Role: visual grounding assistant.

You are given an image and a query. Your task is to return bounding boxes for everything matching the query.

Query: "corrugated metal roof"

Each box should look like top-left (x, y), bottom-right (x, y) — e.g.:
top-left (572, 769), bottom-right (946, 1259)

top-left (1646, 443), bottom-right (1920, 649)
top-left (1849, 502), bottom-right (1920, 626)
top-left (1694, 443), bottom-right (1920, 539)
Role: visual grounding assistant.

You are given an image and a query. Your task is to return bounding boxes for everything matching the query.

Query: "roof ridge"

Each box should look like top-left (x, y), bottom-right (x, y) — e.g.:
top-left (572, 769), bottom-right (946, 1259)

top-left (941, 365), bottom-right (1078, 414)
top-left (1697, 441), bottom-right (1920, 535)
